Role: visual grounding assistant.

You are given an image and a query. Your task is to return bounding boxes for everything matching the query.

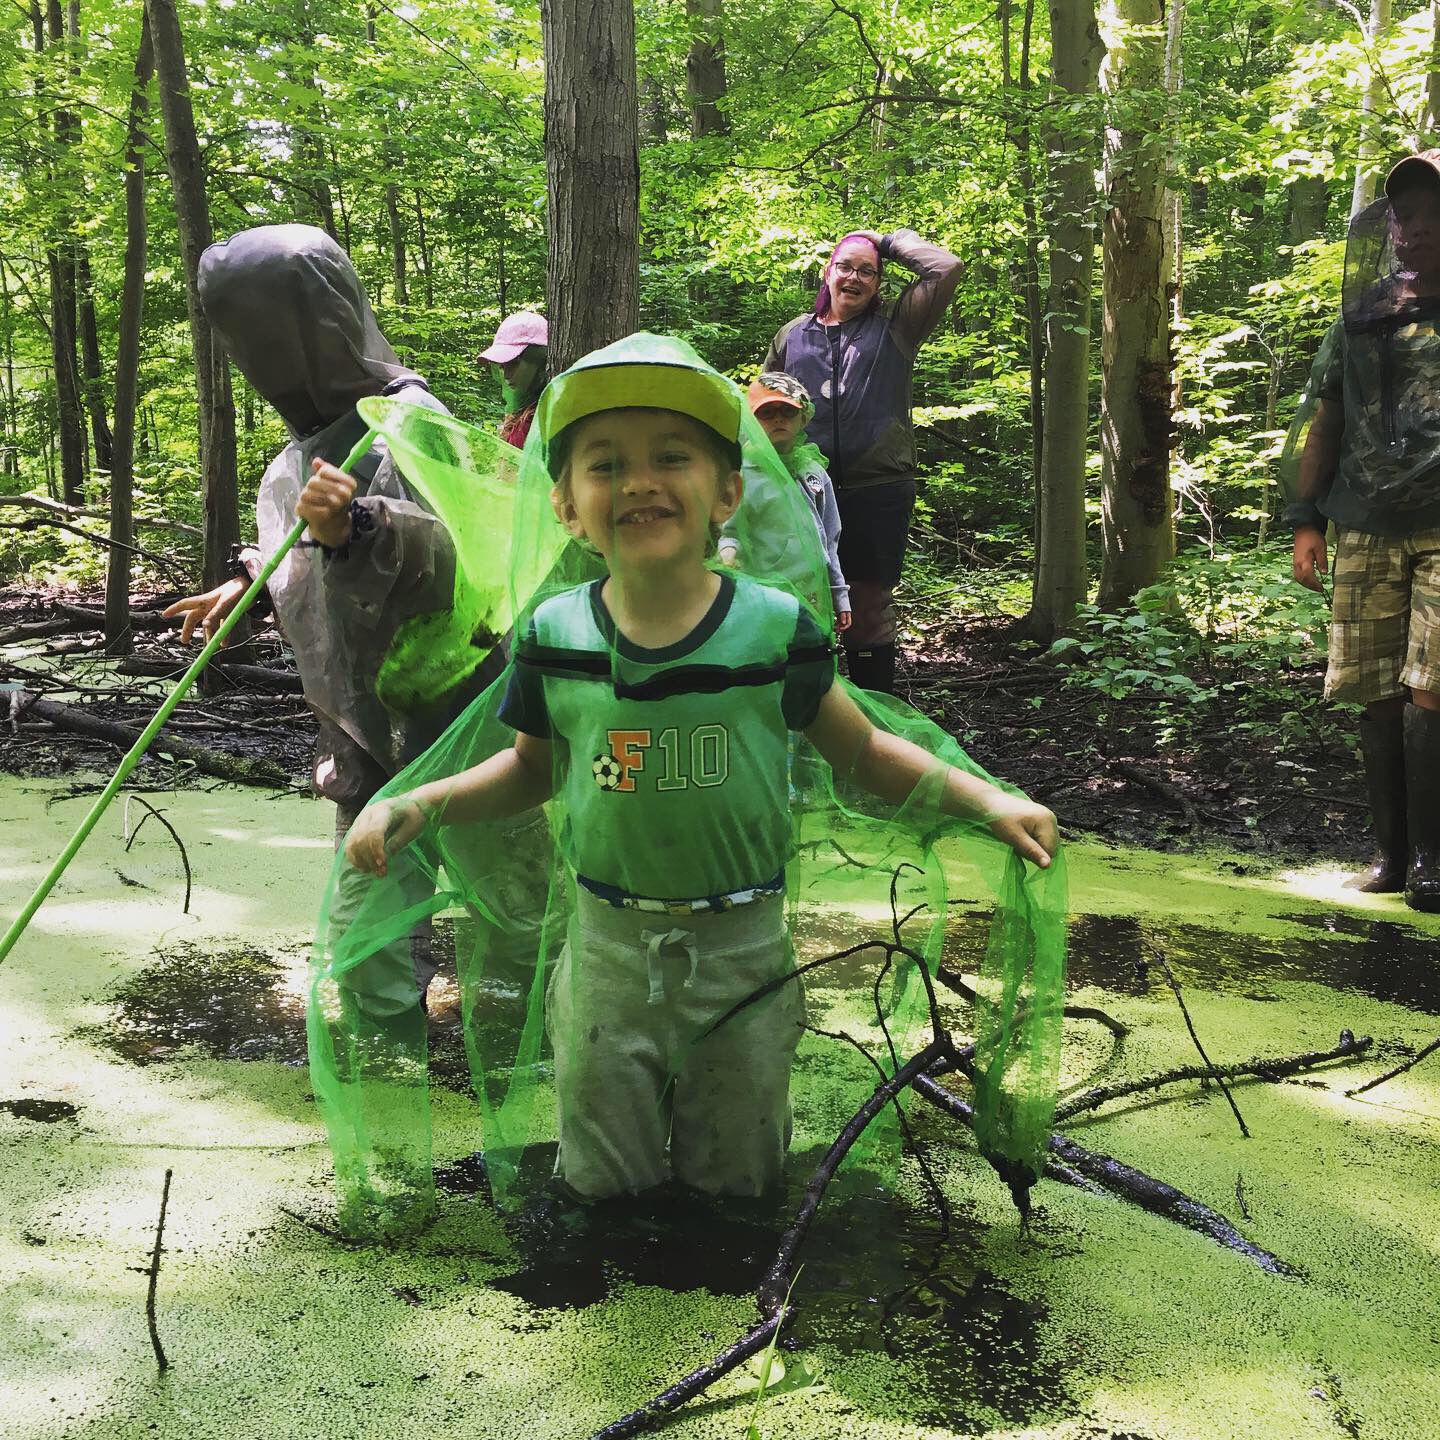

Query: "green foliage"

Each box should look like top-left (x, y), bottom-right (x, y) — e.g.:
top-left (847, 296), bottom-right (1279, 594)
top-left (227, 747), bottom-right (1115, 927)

top-left (1046, 546), bottom-right (1347, 752)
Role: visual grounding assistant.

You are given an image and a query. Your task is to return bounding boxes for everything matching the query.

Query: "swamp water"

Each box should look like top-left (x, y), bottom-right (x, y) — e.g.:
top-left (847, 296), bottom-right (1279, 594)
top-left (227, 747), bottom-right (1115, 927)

top-left (1, 776), bottom-right (1437, 1439)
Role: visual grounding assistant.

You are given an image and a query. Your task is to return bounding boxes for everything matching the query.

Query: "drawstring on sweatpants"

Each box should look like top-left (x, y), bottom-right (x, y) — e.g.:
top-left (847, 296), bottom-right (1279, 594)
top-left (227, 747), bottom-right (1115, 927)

top-left (640, 927), bottom-right (701, 1005)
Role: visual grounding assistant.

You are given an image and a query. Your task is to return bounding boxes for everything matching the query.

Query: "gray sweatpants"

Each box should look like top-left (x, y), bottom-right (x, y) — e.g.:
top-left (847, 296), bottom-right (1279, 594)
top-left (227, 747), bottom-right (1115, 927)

top-left (547, 888), bottom-right (805, 1199)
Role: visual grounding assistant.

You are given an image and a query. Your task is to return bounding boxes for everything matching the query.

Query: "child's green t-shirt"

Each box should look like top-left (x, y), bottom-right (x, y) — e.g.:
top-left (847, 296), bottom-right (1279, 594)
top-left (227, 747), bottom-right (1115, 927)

top-left (499, 574), bottom-right (834, 899)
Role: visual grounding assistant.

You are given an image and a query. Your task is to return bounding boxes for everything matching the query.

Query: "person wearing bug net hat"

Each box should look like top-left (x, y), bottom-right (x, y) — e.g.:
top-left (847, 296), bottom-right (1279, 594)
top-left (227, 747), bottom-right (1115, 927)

top-left (305, 331), bottom-right (1067, 1242)
top-left (1279, 153), bottom-right (1440, 911)
top-left (163, 224), bottom-right (510, 1008)
top-left (479, 310), bottom-right (549, 449)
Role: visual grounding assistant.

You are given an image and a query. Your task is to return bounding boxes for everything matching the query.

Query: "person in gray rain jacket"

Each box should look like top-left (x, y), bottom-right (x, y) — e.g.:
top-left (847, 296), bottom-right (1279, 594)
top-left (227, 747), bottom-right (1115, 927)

top-left (765, 228), bottom-right (962, 694)
top-left (163, 225), bottom-right (503, 1001)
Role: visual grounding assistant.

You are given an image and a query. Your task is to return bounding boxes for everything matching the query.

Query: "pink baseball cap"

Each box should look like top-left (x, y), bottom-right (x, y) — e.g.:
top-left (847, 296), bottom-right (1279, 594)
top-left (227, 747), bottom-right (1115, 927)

top-left (479, 310), bottom-right (549, 363)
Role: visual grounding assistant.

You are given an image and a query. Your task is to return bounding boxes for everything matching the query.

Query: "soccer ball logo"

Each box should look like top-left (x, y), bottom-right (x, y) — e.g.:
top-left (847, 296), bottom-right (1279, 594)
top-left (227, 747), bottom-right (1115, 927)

top-left (592, 753), bottom-right (623, 790)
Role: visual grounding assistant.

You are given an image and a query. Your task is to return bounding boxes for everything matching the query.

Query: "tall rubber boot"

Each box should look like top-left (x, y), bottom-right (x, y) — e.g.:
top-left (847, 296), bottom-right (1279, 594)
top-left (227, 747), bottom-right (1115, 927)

top-left (844, 642), bottom-right (896, 695)
top-left (1404, 703), bottom-right (1440, 912)
top-left (1346, 710), bottom-right (1408, 892)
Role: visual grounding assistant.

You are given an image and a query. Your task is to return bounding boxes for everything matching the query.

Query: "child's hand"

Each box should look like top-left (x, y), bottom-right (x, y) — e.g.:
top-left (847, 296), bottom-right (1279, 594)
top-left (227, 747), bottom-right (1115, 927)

top-left (297, 459), bottom-right (357, 549)
top-left (345, 799), bottom-right (427, 877)
top-left (163, 578), bottom-right (248, 644)
top-left (986, 794), bottom-right (1058, 869)
top-left (836, 609), bottom-right (852, 633)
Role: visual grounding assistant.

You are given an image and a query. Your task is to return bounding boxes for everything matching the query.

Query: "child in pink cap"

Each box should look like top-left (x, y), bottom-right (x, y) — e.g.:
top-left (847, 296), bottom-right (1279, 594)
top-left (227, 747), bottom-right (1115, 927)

top-left (479, 311), bottom-right (549, 448)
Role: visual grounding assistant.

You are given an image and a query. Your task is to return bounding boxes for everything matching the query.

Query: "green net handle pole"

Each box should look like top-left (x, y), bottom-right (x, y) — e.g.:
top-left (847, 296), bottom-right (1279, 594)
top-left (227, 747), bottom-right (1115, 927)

top-left (0, 427), bottom-right (379, 967)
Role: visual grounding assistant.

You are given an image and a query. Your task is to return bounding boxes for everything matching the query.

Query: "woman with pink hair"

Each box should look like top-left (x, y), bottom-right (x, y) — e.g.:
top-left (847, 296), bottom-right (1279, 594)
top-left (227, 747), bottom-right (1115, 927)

top-left (764, 228), bottom-right (962, 693)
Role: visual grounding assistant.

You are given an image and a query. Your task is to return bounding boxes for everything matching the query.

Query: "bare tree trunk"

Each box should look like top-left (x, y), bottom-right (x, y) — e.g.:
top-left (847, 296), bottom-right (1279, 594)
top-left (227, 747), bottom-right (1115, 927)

top-left (684, 0), bottom-right (729, 138)
top-left (77, 250), bottom-right (113, 472)
top-left (1426, 0), bottom-right (1440, 144)
top-left (41, 0), bottom-right (86, 504)
top-left (1163, 0), bottom-right (1184, 456)
top-left (1004, 0), bottom-right (1046, 576)
top-left (1287, 174), bottom-right (1328, 244)
top-left (541, 0), bottom-right (641, 371)
top-left (147, 0), bottom-right (241, 594)
top-left (497, 227), bottom-right (508, 315)
top-left (413, 192), bottom-right (434, 307)
top-left (1351, 0), bottom-right (1393, 216)
top-left (385, 182), bottom-right (408, 306)
top-left (1025, 0), bottom-right (1105, 642)
top-left (1097, 0), bottom-right (1173, 611)
top-left (0, 253), bottom-right (17, 478)
top-left (107, 14), bottom-right (154, 656)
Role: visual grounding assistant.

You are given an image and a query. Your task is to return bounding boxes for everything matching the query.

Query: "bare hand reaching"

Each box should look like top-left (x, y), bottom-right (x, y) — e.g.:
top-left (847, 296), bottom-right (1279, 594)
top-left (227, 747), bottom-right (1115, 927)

top-left (162, 578), bottom-right (248, 645)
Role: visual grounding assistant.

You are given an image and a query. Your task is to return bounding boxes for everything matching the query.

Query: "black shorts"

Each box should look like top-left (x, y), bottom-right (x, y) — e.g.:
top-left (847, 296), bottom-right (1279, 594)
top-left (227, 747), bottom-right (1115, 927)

top-left (835, 480), bottom-right (917, 587)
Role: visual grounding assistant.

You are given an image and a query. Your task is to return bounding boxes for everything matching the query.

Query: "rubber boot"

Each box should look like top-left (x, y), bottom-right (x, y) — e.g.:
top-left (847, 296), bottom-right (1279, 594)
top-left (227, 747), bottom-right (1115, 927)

top-left (1404, 703), bottom-right (1440, 912)
top-left (1346, 710), bottom-right (1408, 892)
top-left (845, 642), bottom-right (896, 695)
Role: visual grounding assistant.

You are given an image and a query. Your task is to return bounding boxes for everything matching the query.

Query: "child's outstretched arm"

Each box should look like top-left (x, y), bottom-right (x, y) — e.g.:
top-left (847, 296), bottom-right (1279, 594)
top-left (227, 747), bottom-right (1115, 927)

top-left (803, 686), bottom-right (1057, 867)
top-left (346, 733), bottom-right (555, 876)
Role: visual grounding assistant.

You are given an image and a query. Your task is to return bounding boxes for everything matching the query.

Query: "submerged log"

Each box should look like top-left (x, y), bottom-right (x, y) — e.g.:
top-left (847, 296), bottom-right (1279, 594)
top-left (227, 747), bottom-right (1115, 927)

top-left (15, 691), bottom-right (292, 788)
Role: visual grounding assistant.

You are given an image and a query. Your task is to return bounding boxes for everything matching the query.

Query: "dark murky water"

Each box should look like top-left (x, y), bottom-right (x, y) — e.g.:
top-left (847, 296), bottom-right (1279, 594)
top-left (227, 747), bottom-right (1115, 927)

top-left (0, 1097), bottom-right (78, 1122)
top-left (79, 903), bottom-right (1437, 1434)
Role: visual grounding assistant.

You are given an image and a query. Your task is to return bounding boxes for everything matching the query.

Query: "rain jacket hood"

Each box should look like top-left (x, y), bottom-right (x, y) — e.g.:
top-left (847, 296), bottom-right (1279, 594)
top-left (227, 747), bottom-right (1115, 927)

top-left (199, 224), bottom-right (419, 438)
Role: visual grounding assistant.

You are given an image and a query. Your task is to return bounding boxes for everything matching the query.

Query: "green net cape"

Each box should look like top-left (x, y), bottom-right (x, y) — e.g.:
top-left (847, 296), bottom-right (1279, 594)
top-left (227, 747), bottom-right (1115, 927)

top-left (306, 333), bottom-right (1067, 1240)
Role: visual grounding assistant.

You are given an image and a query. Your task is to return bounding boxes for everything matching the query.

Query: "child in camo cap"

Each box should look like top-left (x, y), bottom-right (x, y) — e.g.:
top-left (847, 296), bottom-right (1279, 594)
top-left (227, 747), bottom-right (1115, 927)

top-left (719, 372), bottom-right (852, 633)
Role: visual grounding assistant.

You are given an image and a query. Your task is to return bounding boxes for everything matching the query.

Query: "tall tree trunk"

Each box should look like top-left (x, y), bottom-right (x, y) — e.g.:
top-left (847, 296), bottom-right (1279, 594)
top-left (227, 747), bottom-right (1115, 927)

top-left (107, 14), bottom-right (154, 656)
top-left (1287, 174), bottom-right (1328, 244)
top-left (41, 0), bottom-right (86, 504)
top-left (1005, 0), bottom-right (1046, 574)
top-left (1425, 0), bottom-right (1440, 144)
top-left (0, 254), bottom-right (16, 477)
top-left (497, 226), bottom-right (508, 315)
top-left (365, 11), bottom-right (407, 306)
top-left (413, 192), bottom-right (434, 307)
top-left (1163, 0), bottom-right (1184, 458)
top-left (1351, 0), bottom-right (1392, 216)
top-left (148, 0), bottom-right (241, 594)
top-left (1096, 0), bottom-right (1173, 611)
top-left (77, 250), bottom-right (113, 472)
top-left (541, 0), bottom-right (641, 371)
top-left (684, 0), bottom-right (729, 138)
top-left (1025, 0), bottom-right (1105, 641)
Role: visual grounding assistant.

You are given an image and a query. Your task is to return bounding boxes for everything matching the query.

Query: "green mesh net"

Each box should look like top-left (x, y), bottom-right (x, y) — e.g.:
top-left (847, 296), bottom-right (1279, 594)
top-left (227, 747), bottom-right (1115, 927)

top-left (307, 333), bottom-right (1067, 1240)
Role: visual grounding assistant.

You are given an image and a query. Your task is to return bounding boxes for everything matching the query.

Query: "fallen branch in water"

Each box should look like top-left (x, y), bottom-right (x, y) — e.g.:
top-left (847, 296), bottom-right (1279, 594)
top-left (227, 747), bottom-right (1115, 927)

top-left (1345, 1035), bottom-right (1440, 1097)
top-left (912, 1074), bottom-right (1296, 1276)
top-left (1055, 1030), bottom-right (1373, 1122)
top-left (124, 796), bottom-right (193, 914)
top-left (14, 691), bottom-right (291, 789)
top-left (1156, 950), bottom-right (1250, 1139)
top-left (144, 1168), bottom-right (173, 1371)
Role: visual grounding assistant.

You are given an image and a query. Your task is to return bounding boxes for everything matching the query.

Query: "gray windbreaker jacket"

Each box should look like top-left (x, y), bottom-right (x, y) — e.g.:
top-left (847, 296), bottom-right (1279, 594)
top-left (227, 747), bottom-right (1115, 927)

top-left (764, 229), bottom-right (963, 492)
top-left (199, 224), bottom-right (498, 807)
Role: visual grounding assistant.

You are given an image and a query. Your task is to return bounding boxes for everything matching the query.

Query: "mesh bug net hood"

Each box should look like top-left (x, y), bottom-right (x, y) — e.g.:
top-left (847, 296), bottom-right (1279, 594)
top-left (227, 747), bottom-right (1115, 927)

top-left (306, 333), bottom-right (1067, 1241)
top-left (199, 224), bottom-right (419, 438)
top-left (1280, 160), bottom-right (1440, 522)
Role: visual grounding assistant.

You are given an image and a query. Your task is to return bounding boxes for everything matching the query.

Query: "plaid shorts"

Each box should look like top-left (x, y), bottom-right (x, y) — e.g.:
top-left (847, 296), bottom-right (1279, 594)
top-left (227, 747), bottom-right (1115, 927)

top-left (1326, 526), bottom-right (1440, 703)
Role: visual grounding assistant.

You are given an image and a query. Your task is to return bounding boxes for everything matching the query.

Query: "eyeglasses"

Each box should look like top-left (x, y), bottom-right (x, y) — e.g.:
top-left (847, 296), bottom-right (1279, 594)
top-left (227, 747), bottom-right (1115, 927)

top-left (832, 261), bottom-right (878, 280)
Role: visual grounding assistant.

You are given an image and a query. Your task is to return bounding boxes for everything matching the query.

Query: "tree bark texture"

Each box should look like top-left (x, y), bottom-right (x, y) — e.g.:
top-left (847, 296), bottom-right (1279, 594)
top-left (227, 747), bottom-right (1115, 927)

top-left (1097, 0), bottom-right (1173, 612)
top-left (1026, 0), bottom-right (1105, 641)
top-left (684, 0), bottom-right (729, 138)
top-left (1350, 0), bottom-right (1392, 217)
top-left (1426, 0), bottom-right (1440, 145)
top-left (147, 0), bottom-right (241, 592)
top-left (41, 0), bottom-right (86, 505)
top-left (77, 250), bottom-right (113, 473)
top-left (541, 0), bottom-right (641, 372)
top-left (107, 14), bottom-right (154, 657)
